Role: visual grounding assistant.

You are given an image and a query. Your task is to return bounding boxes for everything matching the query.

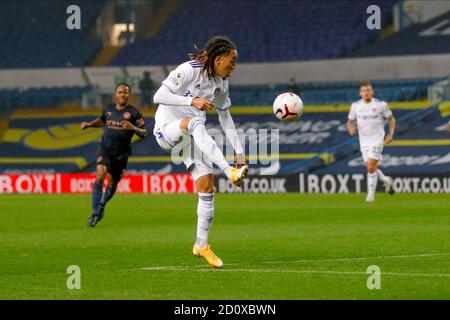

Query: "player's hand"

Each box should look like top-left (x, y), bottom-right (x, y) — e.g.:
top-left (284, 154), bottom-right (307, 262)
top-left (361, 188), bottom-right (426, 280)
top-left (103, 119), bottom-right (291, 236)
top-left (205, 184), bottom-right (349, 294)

top-left (122, 120), bottom-right (135, 130)
top-left (80, 122), bottom-right (90, 130)
top-left (348, 127), bottom-right (357, 136)
top-left (192, 97), bottom-right (214, 111)
top-left (384, 134), bottom-right (393, 145)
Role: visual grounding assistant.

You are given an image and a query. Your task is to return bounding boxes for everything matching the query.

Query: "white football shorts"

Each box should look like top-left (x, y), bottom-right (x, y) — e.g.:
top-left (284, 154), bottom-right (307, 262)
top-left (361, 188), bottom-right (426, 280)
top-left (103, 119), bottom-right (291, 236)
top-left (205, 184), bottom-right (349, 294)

top-left (360, 142), bottom-right (384, 162)
top-left (153, 119), bottom-right (213, 181)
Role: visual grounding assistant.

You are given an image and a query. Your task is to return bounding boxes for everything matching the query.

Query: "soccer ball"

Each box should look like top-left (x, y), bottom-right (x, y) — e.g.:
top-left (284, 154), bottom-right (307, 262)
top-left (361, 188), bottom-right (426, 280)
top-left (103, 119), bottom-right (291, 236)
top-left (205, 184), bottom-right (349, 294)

top-left (273, 92), bottom-right (303, 121)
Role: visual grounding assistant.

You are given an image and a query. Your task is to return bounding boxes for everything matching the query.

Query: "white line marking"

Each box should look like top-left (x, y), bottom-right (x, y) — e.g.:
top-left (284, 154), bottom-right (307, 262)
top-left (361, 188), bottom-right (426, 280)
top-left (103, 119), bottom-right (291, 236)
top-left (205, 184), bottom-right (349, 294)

top-left (140, 252), bottom-right (450, 271)
top-left (254, 252), bottom-right (450, 266)
top-left (140, 267), bottom-right (450, 278)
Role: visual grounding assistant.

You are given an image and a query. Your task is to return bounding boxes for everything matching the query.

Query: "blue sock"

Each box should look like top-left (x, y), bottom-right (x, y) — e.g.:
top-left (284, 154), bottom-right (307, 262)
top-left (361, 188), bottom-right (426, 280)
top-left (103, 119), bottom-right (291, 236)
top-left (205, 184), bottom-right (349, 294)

top-left (91, 182), bottom-right (103, 214)
top-left (100, 183), bottom-right (117, 207)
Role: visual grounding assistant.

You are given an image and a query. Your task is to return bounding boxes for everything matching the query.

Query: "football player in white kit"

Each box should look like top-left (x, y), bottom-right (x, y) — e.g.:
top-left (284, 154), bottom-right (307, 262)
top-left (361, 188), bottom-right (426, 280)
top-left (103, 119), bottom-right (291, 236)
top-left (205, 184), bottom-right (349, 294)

top-left (346, 81), bottom-right (396, 202)
top-left (152, 36), bottom-right (248, 268)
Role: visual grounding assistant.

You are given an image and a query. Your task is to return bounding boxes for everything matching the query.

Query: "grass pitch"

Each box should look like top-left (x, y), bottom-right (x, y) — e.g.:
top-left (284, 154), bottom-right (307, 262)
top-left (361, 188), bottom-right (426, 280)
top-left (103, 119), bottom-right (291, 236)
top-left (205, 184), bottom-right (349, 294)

top-left (0, 193), bottom-right (449, 299)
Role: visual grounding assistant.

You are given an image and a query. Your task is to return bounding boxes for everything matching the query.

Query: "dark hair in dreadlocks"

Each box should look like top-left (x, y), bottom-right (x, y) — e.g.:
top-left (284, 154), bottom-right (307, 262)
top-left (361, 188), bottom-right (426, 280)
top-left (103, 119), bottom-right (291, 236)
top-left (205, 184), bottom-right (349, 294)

top-left (188, 35), bottom-right (237, 78)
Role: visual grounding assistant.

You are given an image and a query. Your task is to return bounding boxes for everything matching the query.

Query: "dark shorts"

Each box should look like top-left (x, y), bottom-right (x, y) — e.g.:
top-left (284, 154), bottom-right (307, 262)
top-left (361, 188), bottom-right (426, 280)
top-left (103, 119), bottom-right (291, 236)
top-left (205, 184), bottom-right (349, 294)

top-left (96, 149), bottom-right (129, 182)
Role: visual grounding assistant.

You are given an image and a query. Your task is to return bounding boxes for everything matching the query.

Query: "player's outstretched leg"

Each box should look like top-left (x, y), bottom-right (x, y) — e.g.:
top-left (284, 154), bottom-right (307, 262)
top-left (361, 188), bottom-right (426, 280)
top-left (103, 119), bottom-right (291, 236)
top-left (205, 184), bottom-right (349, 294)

top-left (191, 175), bottom-right (223, 268)
top-left (185, 117), bottom-right (248, 186)
top-left (377, 169), bottom-right (394, 195)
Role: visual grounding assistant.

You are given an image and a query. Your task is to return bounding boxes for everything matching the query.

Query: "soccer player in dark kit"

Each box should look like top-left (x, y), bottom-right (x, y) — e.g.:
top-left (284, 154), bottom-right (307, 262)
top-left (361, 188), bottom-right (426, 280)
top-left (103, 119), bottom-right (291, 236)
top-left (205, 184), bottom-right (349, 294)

top-left (80, 83), bottom-right (146, 227)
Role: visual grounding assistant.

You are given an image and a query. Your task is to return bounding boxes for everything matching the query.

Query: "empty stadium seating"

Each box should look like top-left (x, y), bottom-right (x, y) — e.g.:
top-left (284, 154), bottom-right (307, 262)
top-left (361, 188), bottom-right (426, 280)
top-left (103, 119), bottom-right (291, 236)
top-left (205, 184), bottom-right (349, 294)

top-left (0, 86), bottom-right (91, 110)
top-left (0, 1), bottom-right (104, 69)
top-left (229, 78), bottom-right (444, 105)
top-left (0, 77), bottom-right (442, 111)
top-left (349, 10), bottom-right (450, 57)
top-left (110, 0), bottom-right (396, 66)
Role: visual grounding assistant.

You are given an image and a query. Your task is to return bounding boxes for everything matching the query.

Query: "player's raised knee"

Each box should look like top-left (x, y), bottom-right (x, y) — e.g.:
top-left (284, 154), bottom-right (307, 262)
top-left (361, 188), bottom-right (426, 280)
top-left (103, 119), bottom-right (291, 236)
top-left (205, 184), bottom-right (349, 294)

top-left (179, 117), bottom-right (193, 131)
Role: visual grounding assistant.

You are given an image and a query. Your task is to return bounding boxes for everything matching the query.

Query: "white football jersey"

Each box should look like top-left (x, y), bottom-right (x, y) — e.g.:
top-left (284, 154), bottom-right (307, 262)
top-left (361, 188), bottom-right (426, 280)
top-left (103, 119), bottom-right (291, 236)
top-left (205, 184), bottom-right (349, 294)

top-left (154, 60), bottom-right (231, 127)
top-left (348, 98), bottom-right (392, 145)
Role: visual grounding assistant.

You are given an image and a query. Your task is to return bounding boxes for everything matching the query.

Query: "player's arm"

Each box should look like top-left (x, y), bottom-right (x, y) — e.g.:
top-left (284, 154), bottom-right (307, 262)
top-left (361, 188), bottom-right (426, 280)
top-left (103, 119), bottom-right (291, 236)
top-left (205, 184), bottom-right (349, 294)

top-left (346, 103), bottom-right (357, 136)
top-left (217, 109), bottom-right (245, 166)
top-left (384, 114), bottom-right (396, 144)
top-left (153, 63), bottom-right (213, 111)
top-left (153, 85), bottom-right (213, 111)
top-left (81, 107), bottom-right (107, 130)
top-left (346, 119), bottom-right (357, 136)
top-left (383, 102), bottom-right (395, 144)
top-left (122, 121), bottom-right (147, 138)
top-left (215, 83), bottom-right (245, 166)
top-left (122, 113), bottom-right (147, 138)
top-left (153, 84), bottom-right (194, 107)
top-left (80, 117), bottom-right (105, 130)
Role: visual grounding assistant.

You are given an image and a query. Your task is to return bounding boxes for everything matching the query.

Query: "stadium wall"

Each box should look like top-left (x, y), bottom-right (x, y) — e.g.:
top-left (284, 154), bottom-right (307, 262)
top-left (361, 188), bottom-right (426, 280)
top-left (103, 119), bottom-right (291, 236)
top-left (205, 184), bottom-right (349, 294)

top-left (1, 54), bottom-right (450, 90)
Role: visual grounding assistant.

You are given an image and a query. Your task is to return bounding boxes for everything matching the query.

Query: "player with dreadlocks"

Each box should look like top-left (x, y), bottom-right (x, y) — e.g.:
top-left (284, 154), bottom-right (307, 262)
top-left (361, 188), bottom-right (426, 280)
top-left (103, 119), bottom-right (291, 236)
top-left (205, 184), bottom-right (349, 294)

top-left (152, 35), bottom-right (248, 268)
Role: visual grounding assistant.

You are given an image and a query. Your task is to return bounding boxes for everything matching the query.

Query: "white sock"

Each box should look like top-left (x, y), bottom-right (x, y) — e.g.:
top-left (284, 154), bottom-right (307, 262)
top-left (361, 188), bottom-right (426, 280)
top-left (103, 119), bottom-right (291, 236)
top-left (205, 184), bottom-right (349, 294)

top-left (188, 118), bottom-right (231, 179)
top-left (367, 172), bottom-right (378, 194)
top-left (377, 169), bottom-right (387, 183)
top-left (195, 192), bottom-right (214, 248)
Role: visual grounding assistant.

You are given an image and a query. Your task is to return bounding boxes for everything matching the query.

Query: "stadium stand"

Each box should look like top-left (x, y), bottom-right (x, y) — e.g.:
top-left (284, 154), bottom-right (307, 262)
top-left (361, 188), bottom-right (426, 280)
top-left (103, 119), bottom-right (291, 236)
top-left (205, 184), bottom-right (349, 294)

top-left (0, 78), bottom-right (442, 111)
top-left (229, 78), bottom-right (445, 106)
top-left (109, 0), bottom-right (396, 66)
top-left (0, 86), bottom-right (91, 110)
top-left (0, 1), bottom-right (105, 69)
top-left (0, 0), bottom-right (448, 180)
top-left (348, 10), bottom-right (450, 57)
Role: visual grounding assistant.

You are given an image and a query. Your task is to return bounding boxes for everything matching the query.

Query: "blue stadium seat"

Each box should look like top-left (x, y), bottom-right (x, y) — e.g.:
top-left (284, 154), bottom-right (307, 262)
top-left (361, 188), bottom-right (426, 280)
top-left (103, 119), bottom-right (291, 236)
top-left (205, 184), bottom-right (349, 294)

top-left (0, 1), bottom-right (104, 69)
top-left (110, 0), bottom-right (395, 66)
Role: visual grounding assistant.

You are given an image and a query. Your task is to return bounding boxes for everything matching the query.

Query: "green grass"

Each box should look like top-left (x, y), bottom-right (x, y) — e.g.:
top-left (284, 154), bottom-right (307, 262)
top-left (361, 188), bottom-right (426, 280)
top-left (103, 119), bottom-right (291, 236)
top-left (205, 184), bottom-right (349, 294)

top-left (0, 193), bottom-right (449, 299)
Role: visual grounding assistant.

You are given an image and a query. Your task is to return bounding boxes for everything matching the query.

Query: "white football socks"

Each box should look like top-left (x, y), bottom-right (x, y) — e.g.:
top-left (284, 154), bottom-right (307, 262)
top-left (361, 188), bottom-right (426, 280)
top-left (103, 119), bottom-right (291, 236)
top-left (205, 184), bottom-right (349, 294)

top-left (195, 192), bottom-right (214, 248)
top-left (188, 118), bottom-right (232, 179)
top-left (367, 172), bottom-right (378, 195)
top-left (377, 169), bottom-right (388, 183)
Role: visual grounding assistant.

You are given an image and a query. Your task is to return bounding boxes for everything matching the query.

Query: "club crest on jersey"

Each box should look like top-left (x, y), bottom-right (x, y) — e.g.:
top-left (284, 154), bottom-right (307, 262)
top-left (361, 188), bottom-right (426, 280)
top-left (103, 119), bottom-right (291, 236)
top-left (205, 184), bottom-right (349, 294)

top-left (123, 112), bottom-right (131, 120)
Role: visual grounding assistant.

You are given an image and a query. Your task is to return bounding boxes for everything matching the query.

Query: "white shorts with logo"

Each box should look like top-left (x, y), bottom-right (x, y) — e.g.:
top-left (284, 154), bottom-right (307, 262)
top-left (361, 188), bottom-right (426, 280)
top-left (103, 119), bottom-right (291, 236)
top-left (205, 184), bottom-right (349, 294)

top-left (360, 142), bottom-right (384, 163)
top-left (153, 119), bottom-right (213, 181)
